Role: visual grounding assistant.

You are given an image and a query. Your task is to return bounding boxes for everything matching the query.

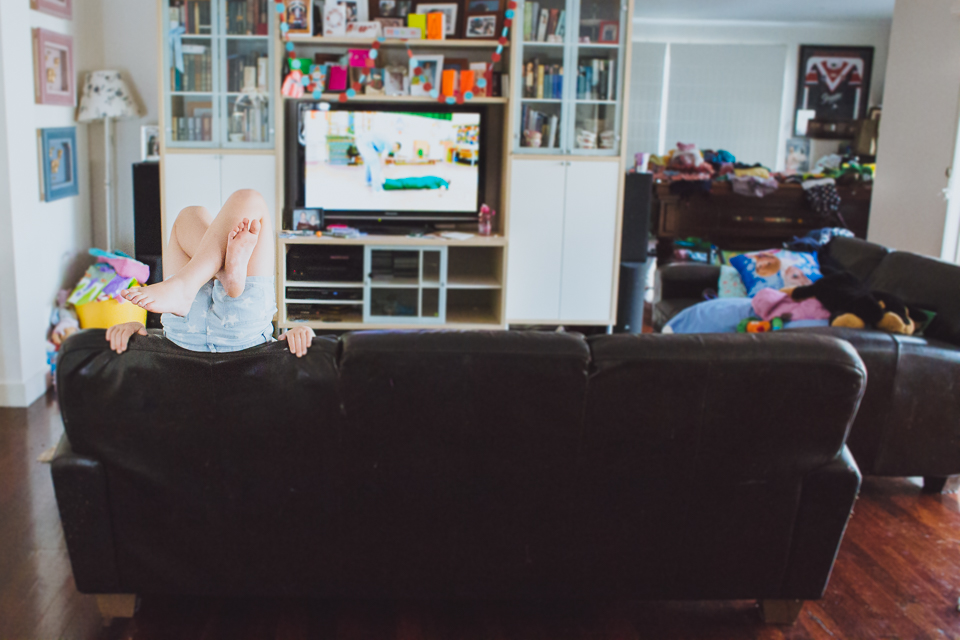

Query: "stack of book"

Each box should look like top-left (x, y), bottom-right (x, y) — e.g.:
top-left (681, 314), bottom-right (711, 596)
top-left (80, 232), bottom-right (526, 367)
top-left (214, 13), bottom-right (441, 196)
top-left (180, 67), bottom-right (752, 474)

top-left (171, 116), bottom-right (212, 142)
top-left (523, 60), bottom-right (563, 100)
top-left (576, 58), bottom-right (616, 101)
top-left (173, 44), bottom-right (212, 92)
top-left (225, 0), bottom-right (270, 35)
top-left (520, 105), bottom-right (560, 149)
top-left (169, 0), bottom-right (212, 35)
top-left (227, 53), bottom-right (269, 92)
top-left (523, 3), bottom-right (565, 42)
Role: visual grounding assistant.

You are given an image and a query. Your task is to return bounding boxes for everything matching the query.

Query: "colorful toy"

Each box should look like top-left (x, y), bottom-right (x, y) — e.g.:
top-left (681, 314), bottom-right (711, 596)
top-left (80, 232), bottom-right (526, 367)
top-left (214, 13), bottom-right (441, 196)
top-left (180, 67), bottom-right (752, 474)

top-left (737, 317), bottom-right (784, 333)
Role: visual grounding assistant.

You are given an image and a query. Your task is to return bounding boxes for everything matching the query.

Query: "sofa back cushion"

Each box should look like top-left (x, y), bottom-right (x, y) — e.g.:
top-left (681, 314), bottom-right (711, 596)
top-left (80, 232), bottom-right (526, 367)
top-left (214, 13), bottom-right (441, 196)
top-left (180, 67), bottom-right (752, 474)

top-left (56, 330), bottom-right (344, 594)
top-left (868, 251), bottom-right (960, 345)
top-left (574, 333), bottom-right (866, 598)
top-left (336, 330), bottom-right (590, 597)
top-left (823, 236), bottom-right (889, 281)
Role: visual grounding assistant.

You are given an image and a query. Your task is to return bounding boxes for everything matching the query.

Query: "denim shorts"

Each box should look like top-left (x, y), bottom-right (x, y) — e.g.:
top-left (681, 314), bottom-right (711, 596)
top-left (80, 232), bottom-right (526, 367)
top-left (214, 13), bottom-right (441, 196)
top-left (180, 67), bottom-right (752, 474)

top-left (161, 276), bottom-right (277, 353)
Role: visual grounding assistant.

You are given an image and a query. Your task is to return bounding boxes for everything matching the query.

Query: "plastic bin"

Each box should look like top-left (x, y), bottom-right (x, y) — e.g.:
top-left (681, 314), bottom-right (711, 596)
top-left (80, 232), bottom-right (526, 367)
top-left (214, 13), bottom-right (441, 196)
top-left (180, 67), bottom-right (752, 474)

top-left (75, 298), bottom-right (147, 329)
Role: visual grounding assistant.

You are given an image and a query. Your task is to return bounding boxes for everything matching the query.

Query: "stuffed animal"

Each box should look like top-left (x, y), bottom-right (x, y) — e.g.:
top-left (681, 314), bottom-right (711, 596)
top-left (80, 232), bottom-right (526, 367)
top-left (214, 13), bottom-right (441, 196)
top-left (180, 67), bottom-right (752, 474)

top-left (784, 271), bottom-right (916, 335)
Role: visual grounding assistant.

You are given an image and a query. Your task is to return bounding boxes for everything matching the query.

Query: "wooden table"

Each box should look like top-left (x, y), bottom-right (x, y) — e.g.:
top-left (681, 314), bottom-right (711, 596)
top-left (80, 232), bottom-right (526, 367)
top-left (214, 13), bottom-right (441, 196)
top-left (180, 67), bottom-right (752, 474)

top-left (652, 181), bottom-right (871, 261)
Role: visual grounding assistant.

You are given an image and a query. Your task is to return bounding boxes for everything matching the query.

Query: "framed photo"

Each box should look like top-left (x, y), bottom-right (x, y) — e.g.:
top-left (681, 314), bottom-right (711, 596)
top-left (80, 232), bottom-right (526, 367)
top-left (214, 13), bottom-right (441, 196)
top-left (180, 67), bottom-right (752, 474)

top-left (32, 29), bottom-right (75, 106)
top-left (377, 0), bottom-right (397, 16)
top-left (416, 2), bottom-right (459, 37)
top-left (30, 0), bottom-right (72, 19)
top-left (465, 14), bottom-right (496, 38)
top-left (795, 45), bottom-right (874, 129)
top-left (342, 0), bottom-right (370, 22)
top-left (396, 0), bottom-right (413, 17)
top-left (292, 209), bottom-right (323, 231)
top-left (598, 20), bottom-right (619, 43)
top-left (284, 0), bottom-right (312, 36)
top-left (384, 65), bottom-right (409, 96)
top-left (366, 68), bottom-right (386, 95)
top-left (37, 127), bottom-right (78, 202)
top-left (141, 125), bottom-right (160, 162)
top-left (467, 0), bottom-right (499, 12)
top-left (784, 137), bottom-right (811, 175)
top-left (409, 54), bottom-right (443, 97)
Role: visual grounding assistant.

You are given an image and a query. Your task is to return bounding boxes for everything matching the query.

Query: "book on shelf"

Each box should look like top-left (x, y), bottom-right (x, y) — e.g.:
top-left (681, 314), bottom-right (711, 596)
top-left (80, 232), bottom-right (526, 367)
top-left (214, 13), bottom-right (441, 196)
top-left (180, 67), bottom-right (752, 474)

top-left (520, 105), bottom-right (560, 149)
top-left (226, 0), bottom-right (270, 35)
top-left (523, 59), bottom-right (563, 100)
top-left (524, 2), bottom-right (565, 42)
top-left (175, 43), bottom-right (211, 92)
top-left (171, 115), bottom-right (213, 142)
top-left (170, 0), bottom-right (212, 35)
top-left (576, 57), bottom-right (616, 101)
top-left (536, 8), bottom-right (548, 41)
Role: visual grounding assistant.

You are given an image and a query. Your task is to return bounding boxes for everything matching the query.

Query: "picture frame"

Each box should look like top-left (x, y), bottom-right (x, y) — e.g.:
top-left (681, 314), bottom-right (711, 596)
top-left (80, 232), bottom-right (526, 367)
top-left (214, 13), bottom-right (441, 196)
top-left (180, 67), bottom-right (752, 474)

top-left (365, 68), bottom-right (386, 95)
top-left (323, 2), bottom-right (347, 36)
top-left (384, 65), bottom-right (409, 96)
top-left (140, 125), bottom-right (160, 162)
top-left (784, 137), bottom-right (811, 175)
top-left (794, 45), bottom-right (874, 130)
top-left (32, 28), bottom-right (75, 106)
top-left (396, 0), bottom-right (413, 17)
top-left (30, 0), bottom-right (72, 19)
top-left (416, 2), bottom-right (459, 37)
top-left (409, 54), bottom-right (443, 97)
top-left (37, 127), bottom-right (79, 202)
top-left (284, 0), bottom-right (313, 36)
top-left (292, 208), bottom-right (323, 231)
top-left (598, 20), bottom-right (619, 44)
top-left (341, 0), bottom-right (370, 22)
top-left (465, 14), bottom-right (496, 38)
top-left (377, 0), bottom-right (397, 16)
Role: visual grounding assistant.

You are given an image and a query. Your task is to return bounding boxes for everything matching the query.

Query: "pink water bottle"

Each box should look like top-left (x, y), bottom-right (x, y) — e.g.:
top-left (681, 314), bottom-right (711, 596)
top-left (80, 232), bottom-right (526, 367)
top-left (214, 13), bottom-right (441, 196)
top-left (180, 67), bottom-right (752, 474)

top-left (478, 204), bottom-right (496, 236)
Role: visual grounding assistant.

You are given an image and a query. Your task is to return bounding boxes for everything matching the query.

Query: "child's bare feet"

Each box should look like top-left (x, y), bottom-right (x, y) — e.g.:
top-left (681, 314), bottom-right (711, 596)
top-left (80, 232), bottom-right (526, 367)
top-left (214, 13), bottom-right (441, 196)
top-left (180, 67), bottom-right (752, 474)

top-left (220, 218), bottom-right (261, 298)
top-left (121, 278), bottom-right (196, 316)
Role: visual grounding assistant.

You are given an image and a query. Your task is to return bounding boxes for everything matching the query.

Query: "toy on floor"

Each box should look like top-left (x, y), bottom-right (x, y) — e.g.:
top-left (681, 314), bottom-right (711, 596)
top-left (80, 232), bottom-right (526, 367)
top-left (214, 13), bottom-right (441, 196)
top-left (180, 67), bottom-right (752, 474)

top-left (737, 317), bottom-right (784, 333)
top-left (784, 271), bottom-right (917, 335)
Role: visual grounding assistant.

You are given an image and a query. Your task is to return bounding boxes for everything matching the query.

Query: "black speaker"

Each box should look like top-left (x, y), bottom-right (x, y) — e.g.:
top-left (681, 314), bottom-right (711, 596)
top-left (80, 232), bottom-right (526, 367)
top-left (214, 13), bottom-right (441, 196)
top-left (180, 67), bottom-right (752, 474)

top-left (132, 162), bottom-right (163, 258)
top-left (621, 172), bottom-right (653, 262)
top-left (615, 261), bottom-right (651, 334)
top-left (133, 162), bottom-right (163, 328)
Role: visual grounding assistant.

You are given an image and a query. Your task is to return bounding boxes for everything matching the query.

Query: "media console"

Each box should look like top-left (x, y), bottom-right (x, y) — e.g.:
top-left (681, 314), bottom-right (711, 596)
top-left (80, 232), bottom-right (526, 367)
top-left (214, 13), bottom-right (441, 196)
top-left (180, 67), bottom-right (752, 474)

top-left (278, 235), bottom-right (506, 330)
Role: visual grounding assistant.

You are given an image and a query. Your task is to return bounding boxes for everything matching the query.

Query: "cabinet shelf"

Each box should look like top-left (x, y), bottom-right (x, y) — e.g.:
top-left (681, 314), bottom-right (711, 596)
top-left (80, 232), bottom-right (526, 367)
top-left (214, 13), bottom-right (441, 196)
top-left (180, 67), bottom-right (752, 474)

top-left (290, 37), bottom-right (505, 48)
top-left (447, 275), bottom-right (502, 289)
top-left (284, 280), bottom-right (365, 288)
top-left (284, 298), bottom-right (364, 305)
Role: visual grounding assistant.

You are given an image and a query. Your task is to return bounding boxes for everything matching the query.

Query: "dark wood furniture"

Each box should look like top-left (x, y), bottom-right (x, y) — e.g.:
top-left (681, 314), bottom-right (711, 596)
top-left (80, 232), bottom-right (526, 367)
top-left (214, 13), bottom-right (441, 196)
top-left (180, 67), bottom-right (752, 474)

top-left (652, 181), bottom-right (872, 262)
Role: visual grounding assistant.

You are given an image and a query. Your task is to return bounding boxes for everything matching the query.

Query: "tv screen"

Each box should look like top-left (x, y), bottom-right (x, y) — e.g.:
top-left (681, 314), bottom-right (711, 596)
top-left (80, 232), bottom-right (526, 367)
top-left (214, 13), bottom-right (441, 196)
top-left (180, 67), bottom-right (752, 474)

top-left (302, 108), bottom-right (482, 219)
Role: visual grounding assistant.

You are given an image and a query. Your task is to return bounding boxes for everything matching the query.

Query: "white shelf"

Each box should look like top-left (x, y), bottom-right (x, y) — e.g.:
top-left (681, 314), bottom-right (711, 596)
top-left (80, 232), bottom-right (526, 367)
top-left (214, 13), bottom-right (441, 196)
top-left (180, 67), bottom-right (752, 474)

top-left (447, 275), bottom-right (502, 289)
top-left (522, 98), bottom-right (562, 103)
top-left (285, 281), bottom-right (365, 288)
top-left (284, 299), bottom-right (363, 305)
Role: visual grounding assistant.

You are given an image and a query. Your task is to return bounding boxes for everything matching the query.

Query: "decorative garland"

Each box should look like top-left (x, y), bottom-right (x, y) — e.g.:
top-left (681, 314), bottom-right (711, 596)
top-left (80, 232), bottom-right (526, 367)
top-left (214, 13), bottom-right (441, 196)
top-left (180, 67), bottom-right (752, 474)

top-left (275, 0), bottom-right (515, 104)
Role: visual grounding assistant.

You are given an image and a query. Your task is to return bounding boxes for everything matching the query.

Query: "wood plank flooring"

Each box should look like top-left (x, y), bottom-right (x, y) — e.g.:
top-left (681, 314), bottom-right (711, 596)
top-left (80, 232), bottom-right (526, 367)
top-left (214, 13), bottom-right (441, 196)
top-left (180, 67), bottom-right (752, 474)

top-left (2, 392), bottom-right (959, 639)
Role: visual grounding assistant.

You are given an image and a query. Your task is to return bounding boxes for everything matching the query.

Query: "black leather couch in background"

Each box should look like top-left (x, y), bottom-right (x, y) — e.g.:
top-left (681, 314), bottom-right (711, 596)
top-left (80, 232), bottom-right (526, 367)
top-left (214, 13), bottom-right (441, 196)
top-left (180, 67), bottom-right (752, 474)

top-left (653, 236), bottom-right (960, 491)
top-left (53, 329), bottom-right (865, 625)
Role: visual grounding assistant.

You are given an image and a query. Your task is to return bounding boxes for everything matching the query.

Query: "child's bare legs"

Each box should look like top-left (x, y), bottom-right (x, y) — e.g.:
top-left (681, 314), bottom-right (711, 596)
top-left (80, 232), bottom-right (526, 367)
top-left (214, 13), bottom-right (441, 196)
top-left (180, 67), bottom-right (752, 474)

top-left (122, 190), bottom-right (274, 315)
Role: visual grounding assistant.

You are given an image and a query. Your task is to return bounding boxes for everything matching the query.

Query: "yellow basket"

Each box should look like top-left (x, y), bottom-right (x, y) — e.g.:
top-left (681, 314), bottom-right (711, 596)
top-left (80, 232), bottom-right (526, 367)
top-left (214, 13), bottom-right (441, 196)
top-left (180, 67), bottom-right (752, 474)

top-left (75, 298), bottom-right (147, 329)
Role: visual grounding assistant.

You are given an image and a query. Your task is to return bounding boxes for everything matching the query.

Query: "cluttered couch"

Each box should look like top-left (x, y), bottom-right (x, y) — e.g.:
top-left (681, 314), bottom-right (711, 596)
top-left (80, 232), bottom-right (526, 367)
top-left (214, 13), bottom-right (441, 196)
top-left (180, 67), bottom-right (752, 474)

top-left (53, 329), bottom-right (865, 625)
top-left (654, 236), bottom-right (960, 492)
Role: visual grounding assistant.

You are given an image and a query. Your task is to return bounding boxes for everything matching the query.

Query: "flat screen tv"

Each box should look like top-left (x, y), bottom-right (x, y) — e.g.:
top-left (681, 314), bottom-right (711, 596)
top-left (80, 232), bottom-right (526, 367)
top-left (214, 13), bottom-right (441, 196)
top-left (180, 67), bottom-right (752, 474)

top-left (285, 101), bottom-right (485, 223)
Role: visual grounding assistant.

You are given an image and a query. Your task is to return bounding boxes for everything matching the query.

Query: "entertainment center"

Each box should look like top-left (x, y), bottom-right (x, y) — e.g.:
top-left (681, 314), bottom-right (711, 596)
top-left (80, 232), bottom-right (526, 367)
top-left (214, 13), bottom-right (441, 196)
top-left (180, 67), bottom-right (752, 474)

top-left (156, 0), bottom-right (634, 330)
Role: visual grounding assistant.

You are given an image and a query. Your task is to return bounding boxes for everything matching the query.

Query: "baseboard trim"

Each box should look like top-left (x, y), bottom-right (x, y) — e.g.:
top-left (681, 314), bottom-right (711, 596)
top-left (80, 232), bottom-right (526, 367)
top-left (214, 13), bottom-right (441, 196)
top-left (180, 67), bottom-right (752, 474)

top-left (0, 370), bottom-right (50, 407)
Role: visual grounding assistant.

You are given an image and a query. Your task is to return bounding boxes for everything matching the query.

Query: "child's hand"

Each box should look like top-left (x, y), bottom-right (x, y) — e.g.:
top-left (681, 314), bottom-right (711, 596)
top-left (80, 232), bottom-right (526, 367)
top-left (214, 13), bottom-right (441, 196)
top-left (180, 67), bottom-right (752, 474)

top-left (105, 322), bottom-right (147, 354)
top-left (280, 326), bottom-right (316, 357)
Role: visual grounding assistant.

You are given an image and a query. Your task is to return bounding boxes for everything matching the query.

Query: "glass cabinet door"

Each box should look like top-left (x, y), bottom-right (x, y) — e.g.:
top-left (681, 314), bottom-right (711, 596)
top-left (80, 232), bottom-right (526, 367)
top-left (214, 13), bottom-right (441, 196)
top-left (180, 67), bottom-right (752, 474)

top-left (165, 0), bottom-right (218, 146)
top-left (512, 0), bottom-right (625, 156)
top-left (221, 0), bottom-right (273, 149)
top-left (570, 0), bottom-right (625, 155)
top-left (515, 0), bottom-right (567, 153)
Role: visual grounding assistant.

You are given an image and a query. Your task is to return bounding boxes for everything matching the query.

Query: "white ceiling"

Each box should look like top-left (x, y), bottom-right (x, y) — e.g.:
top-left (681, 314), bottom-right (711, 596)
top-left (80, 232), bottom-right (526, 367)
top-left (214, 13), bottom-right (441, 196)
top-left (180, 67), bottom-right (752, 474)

top-left (634, 0), bottom-right (896, 22)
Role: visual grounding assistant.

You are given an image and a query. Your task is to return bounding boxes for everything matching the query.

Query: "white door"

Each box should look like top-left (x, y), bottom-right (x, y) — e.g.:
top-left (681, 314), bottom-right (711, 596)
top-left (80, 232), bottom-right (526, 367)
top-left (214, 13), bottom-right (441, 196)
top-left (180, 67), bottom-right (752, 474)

top-left (220, 154), bottom-right (277, 221)
top-left (506, 159), bottom-right (567, 323)
top-left (559, 160), bottom-right (620, 323)
top-left (162, 153), bottom-right (221, 246)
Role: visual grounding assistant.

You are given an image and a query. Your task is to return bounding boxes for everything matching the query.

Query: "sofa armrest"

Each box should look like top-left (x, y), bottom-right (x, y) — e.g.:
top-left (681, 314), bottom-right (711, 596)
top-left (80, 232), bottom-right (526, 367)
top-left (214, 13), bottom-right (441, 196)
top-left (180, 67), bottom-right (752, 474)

top-left (655, 263), bottom-right (721, 301)
top-left (50, 434), bottom-right (122, 593)
top-left (779, 446), bottom-right (861, 599)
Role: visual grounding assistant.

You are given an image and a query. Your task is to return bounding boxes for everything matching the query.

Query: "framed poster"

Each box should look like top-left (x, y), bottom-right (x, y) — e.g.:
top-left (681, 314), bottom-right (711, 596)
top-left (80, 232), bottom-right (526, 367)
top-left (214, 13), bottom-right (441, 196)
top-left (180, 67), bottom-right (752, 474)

top-left (32, 28), bottom-right (75, 106)
top-left (141, 125), bottom-right (160, 162)
top-left (795, 45), bottom-right (873, 129)
top-left (285, 0), bottom-right (312, 36)
top-left (38, 127), bottom-right (79, 202)
top-left (464, 0), bottom-right (500, 38)
top-left (30, 0), bottom-right (72, 19)
top-left (409, 54), bottom-right (443, 96)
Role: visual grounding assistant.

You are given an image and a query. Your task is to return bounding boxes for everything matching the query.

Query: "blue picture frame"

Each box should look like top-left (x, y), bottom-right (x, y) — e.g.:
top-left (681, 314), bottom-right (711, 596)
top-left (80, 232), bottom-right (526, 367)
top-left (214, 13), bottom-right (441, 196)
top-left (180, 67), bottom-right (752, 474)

top-left (39, 126), bottom-right (79, 201)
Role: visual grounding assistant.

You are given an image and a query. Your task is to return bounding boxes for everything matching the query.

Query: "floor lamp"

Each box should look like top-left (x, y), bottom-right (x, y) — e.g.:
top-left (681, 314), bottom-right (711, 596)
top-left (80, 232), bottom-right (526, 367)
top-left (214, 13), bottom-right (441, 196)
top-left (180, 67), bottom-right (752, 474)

top-left (77, 70), bottom-right (141, 253)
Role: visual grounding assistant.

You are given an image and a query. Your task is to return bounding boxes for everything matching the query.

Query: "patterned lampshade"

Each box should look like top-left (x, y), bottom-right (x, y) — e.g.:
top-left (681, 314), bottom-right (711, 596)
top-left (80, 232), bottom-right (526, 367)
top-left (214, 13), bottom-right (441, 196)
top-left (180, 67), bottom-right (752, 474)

top-left (76, 70), bottom-right (141, 122)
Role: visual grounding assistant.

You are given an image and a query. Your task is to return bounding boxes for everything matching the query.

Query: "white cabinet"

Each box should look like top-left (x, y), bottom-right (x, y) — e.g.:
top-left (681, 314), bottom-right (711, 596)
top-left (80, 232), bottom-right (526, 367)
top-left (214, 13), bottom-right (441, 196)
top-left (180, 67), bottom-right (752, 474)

top-left (162, 153), bottom-right (275, 245)
top-left (506, 158), bottom-right (621, 324)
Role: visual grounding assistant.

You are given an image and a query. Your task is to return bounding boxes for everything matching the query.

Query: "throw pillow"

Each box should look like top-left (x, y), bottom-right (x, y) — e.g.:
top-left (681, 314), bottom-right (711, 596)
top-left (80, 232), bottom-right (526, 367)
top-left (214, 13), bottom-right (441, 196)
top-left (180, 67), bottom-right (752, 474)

top-left (717, 265), bottom-right (748, 298)
top-left (729, 249), bottom-right (823, 297)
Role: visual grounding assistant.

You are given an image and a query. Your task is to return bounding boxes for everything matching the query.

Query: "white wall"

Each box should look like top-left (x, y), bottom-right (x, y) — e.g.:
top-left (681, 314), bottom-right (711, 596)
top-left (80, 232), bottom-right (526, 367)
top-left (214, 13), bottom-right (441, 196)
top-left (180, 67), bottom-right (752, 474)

top-left (0, 0), bottom-right (99, 406)
top-left (869, 1), bottom-right (960, 258)
top-left (629, 18), bottom-right (891, 170)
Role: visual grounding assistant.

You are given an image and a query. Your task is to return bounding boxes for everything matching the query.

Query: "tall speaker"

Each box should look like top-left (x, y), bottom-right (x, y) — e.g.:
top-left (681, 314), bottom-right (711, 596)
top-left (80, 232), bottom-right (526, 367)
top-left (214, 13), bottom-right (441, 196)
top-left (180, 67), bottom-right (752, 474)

top-left (132, 162), bottom-right (163, 328)
top-left (616, 172), bottom-right (653, 332)
top-left (620, 172), bottom-right (653, 262)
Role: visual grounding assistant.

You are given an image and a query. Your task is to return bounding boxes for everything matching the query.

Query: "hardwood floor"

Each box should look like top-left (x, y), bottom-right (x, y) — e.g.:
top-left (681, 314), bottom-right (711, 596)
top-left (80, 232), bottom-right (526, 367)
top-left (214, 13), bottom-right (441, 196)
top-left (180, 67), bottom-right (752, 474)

top-left (3, 393), bottom-right (959, 639)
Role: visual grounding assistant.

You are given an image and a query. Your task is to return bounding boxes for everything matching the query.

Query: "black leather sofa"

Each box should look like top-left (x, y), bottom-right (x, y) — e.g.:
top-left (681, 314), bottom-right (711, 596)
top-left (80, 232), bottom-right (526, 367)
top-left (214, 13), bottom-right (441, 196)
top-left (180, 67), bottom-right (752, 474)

top-left (653, 236), bottom-right (960, 492)
top-left (52, 329), bottom-right (866, 625)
